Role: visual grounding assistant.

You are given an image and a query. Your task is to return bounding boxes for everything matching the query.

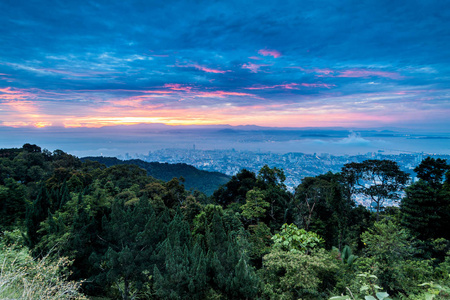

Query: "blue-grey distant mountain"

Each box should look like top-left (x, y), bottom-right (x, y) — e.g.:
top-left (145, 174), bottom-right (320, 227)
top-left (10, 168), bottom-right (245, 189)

top-left (81, 156), bottom-right (230, 195)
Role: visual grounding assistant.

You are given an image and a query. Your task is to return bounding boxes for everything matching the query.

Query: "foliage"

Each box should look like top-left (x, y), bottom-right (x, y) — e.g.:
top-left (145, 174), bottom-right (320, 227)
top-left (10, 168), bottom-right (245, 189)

top-left (213, 168), bottom-right (258, 207)
top-left (401, 158), bottom-right (450, 243)
top-left (2, 145), bottom-right (450, 299)
top-left (92, 198), bottom-right (163, 299)
top-left (329, 273), bottom-right (392, 300)
top-left (358, 219), bottom-right (435, 296)
top-left (241, 188), bottom-right (270, 222)
top-left (342, 160), bottom-right (409, 220)
top-left (248, 222), bottom-right (273, 263)
top-left (294, 172), bottom-right (357, 249)
top-left (0, 231), bottom-right (86, 299)
top-left (333, 245), bottom-right (358, 269)
top-left (82, 156), bottom-right (230, 195)
top-left (261, 248), bottom-right (338, 299)
top-left (272, 223), bottom-right (324, 254)
top-left (417, 281), bottom-right (450, 299)
top-left (414, 157), bottom-right (449, 189)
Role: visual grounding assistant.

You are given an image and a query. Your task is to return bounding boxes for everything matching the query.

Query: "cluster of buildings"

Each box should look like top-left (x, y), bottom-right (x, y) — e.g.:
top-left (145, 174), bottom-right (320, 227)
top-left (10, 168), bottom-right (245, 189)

top-left (121, 148), bottom-right (449, 194)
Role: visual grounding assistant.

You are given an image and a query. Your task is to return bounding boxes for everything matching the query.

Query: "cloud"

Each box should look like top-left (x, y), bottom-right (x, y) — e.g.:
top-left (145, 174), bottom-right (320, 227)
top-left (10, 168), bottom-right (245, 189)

top-left (300, 83), bottom-right (335, 88)
top-left (258, 49), bottom-right (281, 58)
top-left (293, 66), bottom-right (403, 80)
top-left (245, 83), bottom-right (300, 90)
top-left (335, 69), bottom-right (403, 80)
top-left (193, 64), bottom-right (228, 74)
top-left (245, 83), bottom-right (335, 90)
top-left (0, 87), bottom-right (35, 100)
top-left (241, 62), bottom-right (270, 73)
top-left (194, 91), bottom-right (253, 98)
top-left (336, 131), bottom-right (371, 145)
top-left (176, 63), bottom-right (229, 74)
top-left (163, 83), bottom-right (192, 91)
top-left (0, 1), bottom-right (448, 131)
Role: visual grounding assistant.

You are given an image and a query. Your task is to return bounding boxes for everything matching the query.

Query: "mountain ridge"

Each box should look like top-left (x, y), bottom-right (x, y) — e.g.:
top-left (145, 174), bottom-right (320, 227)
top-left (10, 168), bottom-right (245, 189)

top-left (81, 156), bottom-right (230, 195)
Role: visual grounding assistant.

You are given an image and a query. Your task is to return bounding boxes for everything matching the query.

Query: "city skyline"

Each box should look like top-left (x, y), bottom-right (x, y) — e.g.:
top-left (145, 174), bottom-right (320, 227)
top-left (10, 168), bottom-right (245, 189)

top-left (1, 1), bottom-right (449, 133)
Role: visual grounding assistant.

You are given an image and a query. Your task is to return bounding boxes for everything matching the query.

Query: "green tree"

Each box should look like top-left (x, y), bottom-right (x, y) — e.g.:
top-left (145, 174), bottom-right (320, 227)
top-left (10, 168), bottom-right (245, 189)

top-left (401, 158), bottom-right (450, 241)
top-left (153, 215), bottom-right (208, 299)
top-left (25, 184), bottom-right (50, 252)
top-left (191, 204), bottom-right (259, 298)
top-left (358, 220), bottom-right (434, 296)
top-left (247, 222), bottom-right (272, 264)
top-left (261, 248), bottom-right (338, 299)
top-left (342, 160), bottom-right (409, 220)
top-left (414, 157), bottom-right (449, 189)
top-left (93, 198), bottom-right (161, 300)
top-left (0, 178), bottom-right (27, 227)
top-left (213, 169), bottom-right (257, 207)
top-left (271, 223), bottom-right (324, 254)
top-left (256, 165), bottom-right (293, 230)
top-left (241, 188), bottom-right (269, 223)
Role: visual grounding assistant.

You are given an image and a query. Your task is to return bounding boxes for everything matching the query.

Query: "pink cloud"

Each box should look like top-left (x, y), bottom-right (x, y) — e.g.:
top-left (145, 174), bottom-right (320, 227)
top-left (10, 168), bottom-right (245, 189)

top-left (300, 83), bottom-right (335, 88)
top-left (176, 63), bottom-right (229, 74)
top-left (291, 66), bottom-right (403, 79)
top-left (245, 82), bottom-right (334, 90)
top-left (249, 56), bottom-right (262, 60)
top-left (0, 87), bottom-right (35, 100)
top-left (245, 83), bottom-right (300, 90)
top-left (312, 68), bottom-right (334, 75)
top-left (195, 91), bottom-right (253, 98)
top-left (258, 49), bottom-right (282, 58)
top-left (335, 69), bottom-right (403, 79)
top-left (193, 64), bottom-right (228, 74)
top-left (242, 62), bottom-right (270, 73)
top-left (163, 83), bottom-right (192, 92)
top-left (290, 67), bottom-right (334, 75)
top-left (142, 90), bottom-right (174, 94)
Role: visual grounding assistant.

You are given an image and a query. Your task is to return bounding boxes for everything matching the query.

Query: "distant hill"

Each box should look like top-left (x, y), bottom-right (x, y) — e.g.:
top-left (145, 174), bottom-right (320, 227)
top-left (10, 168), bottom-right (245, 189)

top-left (81, 156), bottom-right (230, 195)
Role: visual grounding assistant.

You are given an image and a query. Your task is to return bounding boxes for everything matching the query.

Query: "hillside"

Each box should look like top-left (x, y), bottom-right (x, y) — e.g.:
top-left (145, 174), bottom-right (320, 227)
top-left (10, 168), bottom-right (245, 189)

top-left (81, 156), bottom-right (230, 195)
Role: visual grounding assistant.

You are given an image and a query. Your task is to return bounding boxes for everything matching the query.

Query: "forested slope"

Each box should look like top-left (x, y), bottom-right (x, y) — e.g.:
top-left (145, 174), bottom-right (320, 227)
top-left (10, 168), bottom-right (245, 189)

top-left (81, 156), bottom-right (230, 195)
top-left (0, 144), bottom-right (449, 299)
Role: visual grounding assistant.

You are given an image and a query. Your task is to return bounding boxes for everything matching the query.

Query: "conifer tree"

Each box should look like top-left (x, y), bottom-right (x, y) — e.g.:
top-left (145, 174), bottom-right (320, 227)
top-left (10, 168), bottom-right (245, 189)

top-left (25, 184), bottom-right (50, 252)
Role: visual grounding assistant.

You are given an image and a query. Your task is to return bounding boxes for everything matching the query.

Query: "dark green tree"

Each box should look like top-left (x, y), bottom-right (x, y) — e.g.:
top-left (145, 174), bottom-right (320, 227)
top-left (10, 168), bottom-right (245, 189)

top-left (213, 169), bottom-right (257, 207)
top-left (401, 158), bottom-right (450, 241)
top-left (153, 214), bottom-right (209, 299)
top-left (342, 160), bottom-right (409, 220)
top-left (0, 178), bottom-right (27, 227)
top-left (25, 184), bottom-right (50, 252)
top-left (93, 198), bottom-right (162, 300)
top-left (256, 165), bottom-right (293, 230)
top-left (414, 157), bottom-right (449, 189)
top-left (241, 188), bottom-right (269, 223)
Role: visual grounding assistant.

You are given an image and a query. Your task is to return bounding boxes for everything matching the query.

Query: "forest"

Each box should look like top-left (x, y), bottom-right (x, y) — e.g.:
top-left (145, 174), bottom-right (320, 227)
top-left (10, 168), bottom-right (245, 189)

top-left (0, 143), bottom-right (449, 299)
top-left (80, 156), bottom-right (230, 196)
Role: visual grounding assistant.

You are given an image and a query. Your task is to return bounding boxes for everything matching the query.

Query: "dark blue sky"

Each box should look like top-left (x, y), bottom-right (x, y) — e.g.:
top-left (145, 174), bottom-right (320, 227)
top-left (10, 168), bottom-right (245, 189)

top-left (1, 0), bottom-right (449, 129)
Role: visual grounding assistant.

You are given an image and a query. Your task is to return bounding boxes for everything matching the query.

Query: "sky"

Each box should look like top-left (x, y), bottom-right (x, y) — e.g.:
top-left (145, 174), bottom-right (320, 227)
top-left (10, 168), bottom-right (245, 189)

top-left (1, 0), bottom-right (450, 131)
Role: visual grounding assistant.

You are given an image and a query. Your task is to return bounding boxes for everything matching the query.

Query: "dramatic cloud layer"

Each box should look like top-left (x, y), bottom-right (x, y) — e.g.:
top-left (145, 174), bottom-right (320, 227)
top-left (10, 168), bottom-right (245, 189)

top-left (0, 0), bottom-right (449, 130)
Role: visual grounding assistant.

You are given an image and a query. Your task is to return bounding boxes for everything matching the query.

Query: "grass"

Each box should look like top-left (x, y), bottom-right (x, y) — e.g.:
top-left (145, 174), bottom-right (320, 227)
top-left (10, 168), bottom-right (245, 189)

top-left (0, 238), bottom-right (86, 299)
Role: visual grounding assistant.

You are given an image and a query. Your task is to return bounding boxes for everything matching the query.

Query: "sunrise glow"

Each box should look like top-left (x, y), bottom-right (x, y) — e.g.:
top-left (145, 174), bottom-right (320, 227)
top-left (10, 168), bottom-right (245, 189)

top-left (0, 1), bottom-right (448, 132)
